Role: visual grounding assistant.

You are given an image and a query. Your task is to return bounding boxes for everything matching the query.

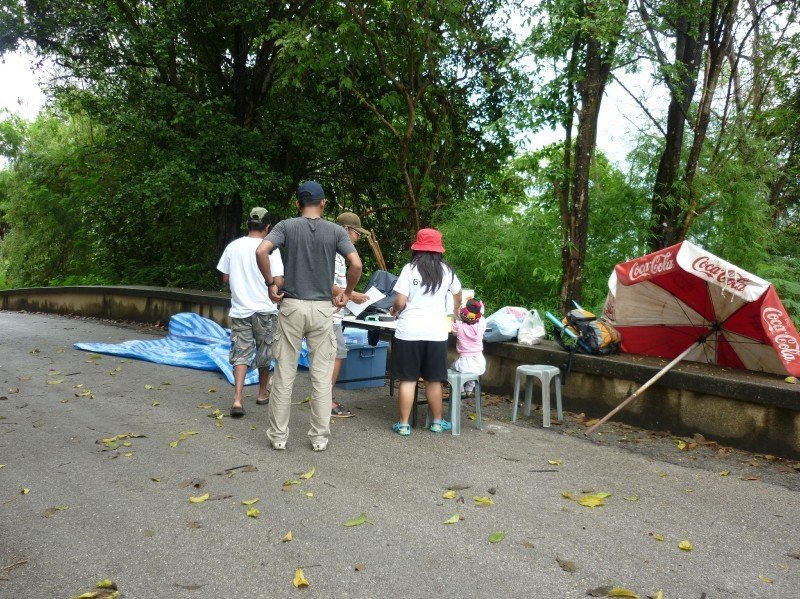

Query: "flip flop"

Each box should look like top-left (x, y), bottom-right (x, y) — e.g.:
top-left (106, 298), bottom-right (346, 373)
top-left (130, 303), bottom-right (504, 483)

top-left (256, 390), bottom-right (270, 405)
top-left (331, 403), bottom-right (354, 418)
top-left (230, 406), bottom-right (245, 418)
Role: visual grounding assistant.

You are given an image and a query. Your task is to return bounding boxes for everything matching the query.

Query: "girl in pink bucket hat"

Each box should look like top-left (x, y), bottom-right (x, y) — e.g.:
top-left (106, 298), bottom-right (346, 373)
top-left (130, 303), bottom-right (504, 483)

top-left (388, 228), bottom-right (462, 435)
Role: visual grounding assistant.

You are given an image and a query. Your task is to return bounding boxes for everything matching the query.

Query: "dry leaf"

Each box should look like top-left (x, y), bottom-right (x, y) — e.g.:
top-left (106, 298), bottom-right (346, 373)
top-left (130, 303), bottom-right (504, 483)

top-left (561, 491), bottom-right (573, 499)
top-left (293, 568), bottom-right (309, 588)
top-left (473, 496), bottom-right (494, 507)
top-left (186, 521), bottom-right (202, 529)
top-left (188, 492), bottom-right (210, 504)
top-left (241, 465), bottom-right (258, 473)
top-left (299, 466), bottom-right (316, 479)
top-left (144, 385), bottom-right (154, 390)
top-left (21, 487), bottom-right (30, 494)
top-left (442, 490), bottom-right (457, 500)
top-left (758, 576), bottom-right (773, 584)
top-left (623, 496), bottom-right (638, 502)
top-left (488, 531), bottom-right (505, 544)
top-left (467, 412), bottom-right (477, 420)
top-left (354, 563), bottom-right (366, 571)
top-left (282, 531), bottom-right (293, 542)
top-left (587, 586), bottom-right (613, 597)
top-left (246, 508), bottom-right (260, 518)
top-left (444, 513), bottom-right (461, 524)
top-left (548, 459), bottom-right (563, 466)
top-left (653, 533), bottom-right (664, 542)
top-left (785, 376), bottom-right (797, 384)
top-left (47, 379), bottom-right (64, 385)
top-left (96, 580), bottom-right (117, 589)
top-left (649, 592), bottom-right (663, 599)
top-left (305, 492), bottom-right (313, 498)
top-left (152, 401), bottom-right (160, 407)
top-left (71, 593), bottom-right (98, 599)
top-left (678, 540), bottom-right (692, 551)
top-left (344, 513), bottom-right (369, 527)
top-left (207, 387), bottom-right (216, 393)
top-left (196, 404), bottom-right (213, 409)
top-left (556, 557), bottom-right (576, 573)
top-left (43, 505), bottom-right (69, 517)
top-left (242, 498), bottom-right (260, 506)
top-left (674, 439), bottom-right (687, 451)
top-left (719, 469), bottom-right (730, 477)
top-left (607, 588), bottom-right (639, 598)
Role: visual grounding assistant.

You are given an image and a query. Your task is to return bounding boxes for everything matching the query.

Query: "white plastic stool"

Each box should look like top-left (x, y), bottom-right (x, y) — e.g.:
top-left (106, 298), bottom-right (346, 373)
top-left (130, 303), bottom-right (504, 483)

top-left (511, 365), bottom-right (563, 427)
top-left (425, 369), bottom-right (483, 435)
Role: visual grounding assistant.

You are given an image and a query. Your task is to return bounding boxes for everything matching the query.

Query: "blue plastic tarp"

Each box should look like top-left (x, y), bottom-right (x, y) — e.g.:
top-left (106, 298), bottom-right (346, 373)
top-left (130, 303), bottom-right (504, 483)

top-left (73, 312), bottom-right (308, 385)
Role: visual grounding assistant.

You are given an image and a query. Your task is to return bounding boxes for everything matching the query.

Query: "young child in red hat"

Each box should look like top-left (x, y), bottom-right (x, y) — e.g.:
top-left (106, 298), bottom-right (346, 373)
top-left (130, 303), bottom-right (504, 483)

top-left (388, 228), bottom-right (462, 436)
top-left (451, 297), bottom-right (486, 397)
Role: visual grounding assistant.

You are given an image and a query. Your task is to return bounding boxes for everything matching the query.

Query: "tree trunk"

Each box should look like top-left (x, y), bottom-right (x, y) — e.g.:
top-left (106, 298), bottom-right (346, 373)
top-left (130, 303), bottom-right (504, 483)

top-left (648, 14), bottom-right (705, 250)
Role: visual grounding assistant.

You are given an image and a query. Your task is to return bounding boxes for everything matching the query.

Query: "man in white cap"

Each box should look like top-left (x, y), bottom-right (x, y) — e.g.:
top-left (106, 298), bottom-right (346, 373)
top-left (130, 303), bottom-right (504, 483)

top-left (217, 207), bottom-right (284, 417)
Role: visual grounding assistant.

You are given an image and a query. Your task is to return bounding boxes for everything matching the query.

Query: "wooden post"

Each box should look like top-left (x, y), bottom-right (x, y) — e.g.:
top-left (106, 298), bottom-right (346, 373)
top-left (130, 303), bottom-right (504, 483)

top-left (585, 342), bottom-right (698, 435)
top-left (367, 231), bottom-right (387, 271)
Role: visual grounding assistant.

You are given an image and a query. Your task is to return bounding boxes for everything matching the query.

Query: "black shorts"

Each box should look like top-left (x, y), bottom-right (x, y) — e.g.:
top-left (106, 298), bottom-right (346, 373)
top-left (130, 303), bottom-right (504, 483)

top-left (390, 338), bottom-right (448, 382)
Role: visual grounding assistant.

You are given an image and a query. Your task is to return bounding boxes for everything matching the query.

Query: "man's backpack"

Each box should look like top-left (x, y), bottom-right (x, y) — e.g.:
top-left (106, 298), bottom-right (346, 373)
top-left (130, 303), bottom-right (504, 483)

top-left (555, 309), bottom-right (621, 356)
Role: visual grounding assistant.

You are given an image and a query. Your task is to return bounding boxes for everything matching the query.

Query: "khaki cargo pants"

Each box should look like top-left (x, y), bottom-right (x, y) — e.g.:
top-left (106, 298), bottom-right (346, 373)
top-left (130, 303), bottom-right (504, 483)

top-left (266, 298), bottom-right (336, 446)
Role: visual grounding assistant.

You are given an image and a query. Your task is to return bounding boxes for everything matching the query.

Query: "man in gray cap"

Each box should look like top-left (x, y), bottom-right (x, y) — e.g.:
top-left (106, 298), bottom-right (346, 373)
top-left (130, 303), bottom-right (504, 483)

top-left (256, 181), bottom-right (362, 451)
top-left (217, 207), bottom-right (284, 418)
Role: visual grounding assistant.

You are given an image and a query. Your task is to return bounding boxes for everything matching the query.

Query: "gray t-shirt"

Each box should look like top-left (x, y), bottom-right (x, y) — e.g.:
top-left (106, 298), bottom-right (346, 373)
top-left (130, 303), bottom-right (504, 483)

top-left (266, 217), bottom-right (357, 301)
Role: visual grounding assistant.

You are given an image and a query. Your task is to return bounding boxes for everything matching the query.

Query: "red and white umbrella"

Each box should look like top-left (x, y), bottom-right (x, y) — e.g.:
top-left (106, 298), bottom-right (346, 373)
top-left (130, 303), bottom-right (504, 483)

top-left (587, 241), bottom-right (800, 435)
top-left (603, 240), bottom-right (800, 377)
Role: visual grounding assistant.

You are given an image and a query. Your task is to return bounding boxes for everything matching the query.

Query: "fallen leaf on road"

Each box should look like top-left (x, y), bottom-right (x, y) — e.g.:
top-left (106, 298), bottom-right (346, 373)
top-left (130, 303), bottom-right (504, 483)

top-left (653, 533), bottom-right (664, 542)
top-left (442, 490), bottom-right (457, 499)
top-left (186, 521), bottom-right (202, 529)
top-left (556, 557), bottom-right (576, 573)
top-left (299, 467), bottom-right (316, 480)
top-left (785, 376), bottom-right (797, 384)
top-left (354, 563), bottom-right (366, 571)
top-left (467, 412), bottom-right (477, 420)
top-left (47, 379), bottom-right (64, 385)
top-left (71, 592), bottom-right (98, 599)
top-left (293, 568), bottom-right (309, 588)
top-left (344, 513), bottom-right (370, 527)
top-left (561, 491), bottom-right (573, 499)
top-left (242, 465), bottom-right (258, 473)
top-left (282, 531), bottom-right (293, 542)
top-left (607, 588), bottom-right (639, 598)
top-left (246, 508), bottom-right (260, 518)
top-left (444, 513), bottom-right (461, 524)
top-left (548, 459), bottom-right (563, 466)
top-left (242, 498), bottom-right (260, 506)
top-left (720, 470), bottom-right (730, 476)
top-left (173, 583), bottom-right (205, 591)
top-left (678, 540), bottom-right (692, 551)
top-left (179, 479), bottom-right (206, 489)
top-left (674, 439), bottom-right (687, 451)
top-left (207, 387), bottom-right (216, 393)
top-left (577, 493), bottom-right (608, 508)
top-left (488, 531), bottom-right (505, 544)
top-left (43, 505), bottom-right (69, 517)
top-left (21, 488), bottom-right (30, 494)
top-left (282, 480), bottom-right (301, 490)
top-left (305, 492), bottom-right (313, 498)
top-left (144, 385), bottom-right (154, 390)
top-left (96, 580), bottom-right (117, 589)
top-left (623, 496), bottom-right (638, 502)
top-left (188, 492), bottom-right (210, 504)
top-left (648, 592), bottom-right (663, 599)
top-left (152, 401), bottom-right (159, 406)
top-left (196, 404), bottom-right (213, 409)
top-left (758, 576), bottom-right (773, 584)
top-left (473, 496), bottom-right (494, 507)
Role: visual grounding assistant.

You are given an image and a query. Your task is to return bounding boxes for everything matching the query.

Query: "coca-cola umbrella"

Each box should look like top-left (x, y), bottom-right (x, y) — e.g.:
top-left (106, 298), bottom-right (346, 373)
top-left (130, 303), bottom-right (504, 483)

top-left (586, 240), bottom-right (800, 434)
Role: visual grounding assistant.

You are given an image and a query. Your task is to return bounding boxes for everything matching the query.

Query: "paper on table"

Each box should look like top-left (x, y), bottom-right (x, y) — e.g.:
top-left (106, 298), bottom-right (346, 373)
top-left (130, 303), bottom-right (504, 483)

top-left (345, 286), bottom-right (386, 317)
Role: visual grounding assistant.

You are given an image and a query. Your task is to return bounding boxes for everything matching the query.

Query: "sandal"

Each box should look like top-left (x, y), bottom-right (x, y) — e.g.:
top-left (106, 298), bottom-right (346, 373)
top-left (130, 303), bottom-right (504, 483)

top-left (230, 405), bottom-right (245, 418)
top-left (429, 419), bottom-right (452, 433)
top-left (392, 422), bottom-right (411, 436)
top-left (331, 402), bottom-right (354, 418)
top-left (256, 390), bottom-right (270, 405)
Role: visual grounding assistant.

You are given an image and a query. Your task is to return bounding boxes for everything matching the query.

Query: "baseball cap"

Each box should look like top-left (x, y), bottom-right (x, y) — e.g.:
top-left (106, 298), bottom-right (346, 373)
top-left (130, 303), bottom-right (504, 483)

top-left (336, 212), bottom-right (369, 236)
top-left (297, 180), bottom-right (325, 203)
top-left (249, 207), bottom-right (269, 224)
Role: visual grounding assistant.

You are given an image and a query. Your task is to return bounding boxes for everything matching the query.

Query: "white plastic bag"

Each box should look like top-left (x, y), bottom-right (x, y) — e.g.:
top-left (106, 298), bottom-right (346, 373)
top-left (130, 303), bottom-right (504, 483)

top-left (484, 306), bottom-right (531, 343)
top-left (518, 309), bottom-right (546, 346)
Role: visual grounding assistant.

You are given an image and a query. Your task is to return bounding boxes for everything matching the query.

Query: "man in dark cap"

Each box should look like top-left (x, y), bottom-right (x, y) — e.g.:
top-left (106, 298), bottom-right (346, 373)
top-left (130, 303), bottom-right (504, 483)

top-left (256, 181), bottom-right (362, 451)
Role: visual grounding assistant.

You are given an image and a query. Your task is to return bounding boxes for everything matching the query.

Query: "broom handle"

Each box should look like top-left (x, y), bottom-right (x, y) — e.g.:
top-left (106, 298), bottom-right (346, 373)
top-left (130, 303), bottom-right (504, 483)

top-left (585, 342), bottom-right (698, 435)
top-left (367, 231), bottom-right (387, 272)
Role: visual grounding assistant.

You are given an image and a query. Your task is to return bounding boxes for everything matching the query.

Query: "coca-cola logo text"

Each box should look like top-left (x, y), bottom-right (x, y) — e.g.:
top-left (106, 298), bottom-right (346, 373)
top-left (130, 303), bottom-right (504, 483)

top-left (691, 257), bottom-right (752, 292)
top-left (763, 307), bottom-right (799, 363)
top-left (629, 251), bottom-right (675, 281)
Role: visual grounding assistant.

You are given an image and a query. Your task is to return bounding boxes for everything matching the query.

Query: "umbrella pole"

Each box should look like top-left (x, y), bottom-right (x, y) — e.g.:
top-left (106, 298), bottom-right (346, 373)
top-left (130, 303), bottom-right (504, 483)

top-left (585, 342), bottom-right (699, 436)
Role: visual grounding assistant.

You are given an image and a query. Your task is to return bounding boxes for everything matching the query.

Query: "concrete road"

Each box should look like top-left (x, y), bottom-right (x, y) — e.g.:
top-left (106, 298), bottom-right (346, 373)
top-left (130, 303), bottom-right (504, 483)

top-left (1, 311), bottom-right (798, 598)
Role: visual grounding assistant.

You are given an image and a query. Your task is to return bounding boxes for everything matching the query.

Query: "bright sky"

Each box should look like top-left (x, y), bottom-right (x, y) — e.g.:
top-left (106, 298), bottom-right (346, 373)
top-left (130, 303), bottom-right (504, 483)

top-left (0, 50), bottom-right (46, 120)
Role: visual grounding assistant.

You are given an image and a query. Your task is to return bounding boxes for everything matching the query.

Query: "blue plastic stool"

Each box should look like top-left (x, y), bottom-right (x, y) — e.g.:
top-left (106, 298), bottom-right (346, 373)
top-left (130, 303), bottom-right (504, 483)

top-left (511, 365), bottom-right (563, 427)
top-left (425, 369), bottom-right (483, 435)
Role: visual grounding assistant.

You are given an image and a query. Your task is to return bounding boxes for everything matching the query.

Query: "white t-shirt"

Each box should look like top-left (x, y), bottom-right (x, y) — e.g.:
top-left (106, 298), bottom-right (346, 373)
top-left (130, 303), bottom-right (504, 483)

top-left (216, 236), bottom-right (284, 318)
top-left (332, 253), bottom-right (347, 324)
top-left (393, 263), bottom-right (461, 341)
